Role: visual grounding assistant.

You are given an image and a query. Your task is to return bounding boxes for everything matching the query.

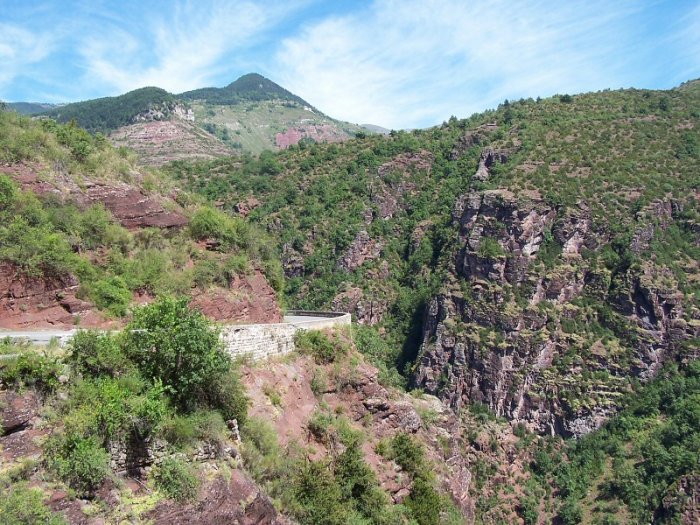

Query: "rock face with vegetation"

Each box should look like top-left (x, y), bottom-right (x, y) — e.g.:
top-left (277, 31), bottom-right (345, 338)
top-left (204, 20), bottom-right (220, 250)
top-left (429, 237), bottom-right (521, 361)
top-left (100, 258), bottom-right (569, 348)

top-left (0, 109), bottom-right (284, 328)
top-left (414, 186), bottom-right (699, 436)
top-left (2, 79), bottom-right (700, 524)
top-left (174, 81), bottom-right (699, 439)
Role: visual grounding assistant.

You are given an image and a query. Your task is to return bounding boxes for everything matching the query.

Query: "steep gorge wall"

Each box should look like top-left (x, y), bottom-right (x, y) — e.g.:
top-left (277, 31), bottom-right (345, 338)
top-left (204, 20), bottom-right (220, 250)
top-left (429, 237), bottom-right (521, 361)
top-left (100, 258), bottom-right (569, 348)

top-left (413, 189), bottom-right (699, 436)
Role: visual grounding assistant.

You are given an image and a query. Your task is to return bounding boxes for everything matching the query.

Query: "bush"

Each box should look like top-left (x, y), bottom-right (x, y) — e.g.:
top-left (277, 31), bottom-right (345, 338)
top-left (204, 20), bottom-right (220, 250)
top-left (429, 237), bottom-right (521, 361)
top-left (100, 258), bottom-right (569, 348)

top-left (295, 330), bottom-right (345, 364)
top-left (122, 296), bottom-right (230, 410)
top-left (335, 442), bottom-right (390, 521)
top-left (189, 207), bottom-right (245, 248)
top-left (45, 433), bottom-right (109, 497)
top-left (0, 173), bottom-right (17, 210)
top-left (390, 433), bottom-right (426, 476)
top-left (90, 276), bottom-right (132, 316)
top-left (294, 461), bottom-right (347, 525)
top-left (153, 457), bottom-right (199, 502)
top-left (558, 498), bottom-right (583, 524)
top-left (160, 410), bottom-right (228, 449)
top-left (67, 330), bottom-right (131, 377)
top-left (67, 376), bottom-right (167, 441)
top-left (0, 218), bottom-right (78, 278)
top-left (405, 476), bottom-right (442, 525)
top-left (0, 348), bottom-right (62, 392)
top-left (0, 484), bottom-right (67, 524)
top-left (204, 367), bottom-right (249, 426)
top-left (477, 237), bottom-right (504, 259)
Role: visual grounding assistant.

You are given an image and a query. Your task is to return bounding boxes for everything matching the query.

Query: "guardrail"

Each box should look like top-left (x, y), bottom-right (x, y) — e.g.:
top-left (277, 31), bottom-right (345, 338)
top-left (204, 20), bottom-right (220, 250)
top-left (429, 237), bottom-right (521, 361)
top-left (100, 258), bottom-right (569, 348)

top-left (220, 310), bottom-right (351, 360)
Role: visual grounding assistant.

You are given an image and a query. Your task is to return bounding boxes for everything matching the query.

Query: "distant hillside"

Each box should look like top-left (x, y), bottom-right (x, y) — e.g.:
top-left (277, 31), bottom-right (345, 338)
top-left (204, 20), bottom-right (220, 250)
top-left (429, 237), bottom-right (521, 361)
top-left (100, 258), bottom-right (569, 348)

top-left (7, 102), bottom-right (61, 115)
top-left (179, 72), bottom-right (311, 107)
top-left (42, 87), bottom-right (177, 134)
top-left (25, 73), bottom-right (370, 161)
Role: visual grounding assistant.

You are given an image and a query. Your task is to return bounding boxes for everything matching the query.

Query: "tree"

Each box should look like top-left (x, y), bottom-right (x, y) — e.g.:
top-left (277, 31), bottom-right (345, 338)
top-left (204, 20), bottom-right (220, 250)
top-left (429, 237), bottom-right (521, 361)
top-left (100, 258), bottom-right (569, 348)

top-left (122, 296), bottom-right (230, 409)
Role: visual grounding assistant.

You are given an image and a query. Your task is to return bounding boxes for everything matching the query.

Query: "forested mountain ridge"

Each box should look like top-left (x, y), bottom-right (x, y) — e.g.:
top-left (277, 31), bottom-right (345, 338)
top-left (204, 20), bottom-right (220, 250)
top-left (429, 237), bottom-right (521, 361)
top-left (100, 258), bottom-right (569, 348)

top-left (9, 74), bottom-right (366, 163)
top-left (180, 72), bottom-right (312, 107)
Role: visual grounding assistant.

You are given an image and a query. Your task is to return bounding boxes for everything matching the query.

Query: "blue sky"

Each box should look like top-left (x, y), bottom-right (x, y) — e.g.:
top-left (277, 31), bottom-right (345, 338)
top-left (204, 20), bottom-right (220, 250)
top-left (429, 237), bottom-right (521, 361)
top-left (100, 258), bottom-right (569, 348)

top-left (1, 0), bottom-right (699, 129)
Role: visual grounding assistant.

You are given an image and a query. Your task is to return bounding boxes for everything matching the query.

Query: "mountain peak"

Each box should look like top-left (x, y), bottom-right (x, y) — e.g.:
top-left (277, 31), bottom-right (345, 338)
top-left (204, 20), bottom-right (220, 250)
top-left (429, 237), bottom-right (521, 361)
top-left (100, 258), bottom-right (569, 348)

top-left (180, 73), bottom-right (311, 107)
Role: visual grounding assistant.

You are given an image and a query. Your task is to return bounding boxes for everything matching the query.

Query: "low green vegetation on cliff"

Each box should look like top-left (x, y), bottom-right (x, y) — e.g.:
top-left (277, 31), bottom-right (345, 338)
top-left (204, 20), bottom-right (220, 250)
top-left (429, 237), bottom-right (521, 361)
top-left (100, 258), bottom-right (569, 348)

top-left (1, 297), bottom-right (246, 514)
top-left (0, 108), bottom-right (283, 320)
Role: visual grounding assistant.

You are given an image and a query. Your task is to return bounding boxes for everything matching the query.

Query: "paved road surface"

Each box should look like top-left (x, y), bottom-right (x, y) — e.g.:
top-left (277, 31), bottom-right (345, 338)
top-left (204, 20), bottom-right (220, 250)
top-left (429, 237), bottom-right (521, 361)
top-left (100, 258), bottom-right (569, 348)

top-left (0, 315), bottom-right (337, 345)
top-left (0, 329), bottom-right (77, 345)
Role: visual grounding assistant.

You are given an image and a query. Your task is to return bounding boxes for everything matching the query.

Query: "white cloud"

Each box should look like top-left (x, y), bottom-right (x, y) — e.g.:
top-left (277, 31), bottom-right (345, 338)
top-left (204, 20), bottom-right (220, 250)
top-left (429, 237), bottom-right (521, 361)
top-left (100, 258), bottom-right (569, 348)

top-left (79, 0), bottom-right (298, 94)
top-left (0, 23), bottom-right (54, 89)
top-left (274, 0), bottom-right (643, 129)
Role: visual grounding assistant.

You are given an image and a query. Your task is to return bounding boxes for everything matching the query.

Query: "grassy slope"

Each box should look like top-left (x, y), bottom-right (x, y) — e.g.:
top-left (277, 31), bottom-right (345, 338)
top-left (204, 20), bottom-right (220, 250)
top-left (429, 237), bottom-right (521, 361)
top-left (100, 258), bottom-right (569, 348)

top-left (192, 99), bottom-right (360, 154)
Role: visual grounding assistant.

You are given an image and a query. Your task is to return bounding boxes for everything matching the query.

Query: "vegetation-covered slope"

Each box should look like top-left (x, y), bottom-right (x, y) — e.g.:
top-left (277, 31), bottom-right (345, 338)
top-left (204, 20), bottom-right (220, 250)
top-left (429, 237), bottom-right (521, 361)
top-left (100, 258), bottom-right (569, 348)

top-left (0, 108), bottom-right (283, 327)
top-left (41, 87), bottom-right (177, 134)
top-left (169, 81), bottom-right (700, 414)
top-left (7, 101), bottom-right (60, 115)
top-left (29, 73), bottom-right (364, 160)
top-left (180, 72), bottom-right (311, 107)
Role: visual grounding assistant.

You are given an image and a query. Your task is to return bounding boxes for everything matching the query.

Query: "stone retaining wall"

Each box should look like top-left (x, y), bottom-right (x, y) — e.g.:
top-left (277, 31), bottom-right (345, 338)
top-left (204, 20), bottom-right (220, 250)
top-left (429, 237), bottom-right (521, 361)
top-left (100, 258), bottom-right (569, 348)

top-left (220, 311), bottom-right (351, 360)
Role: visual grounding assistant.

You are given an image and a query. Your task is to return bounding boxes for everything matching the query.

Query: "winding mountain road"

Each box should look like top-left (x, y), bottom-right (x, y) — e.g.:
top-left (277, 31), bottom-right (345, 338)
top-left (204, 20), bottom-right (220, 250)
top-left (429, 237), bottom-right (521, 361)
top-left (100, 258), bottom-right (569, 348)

top-left (0, 313), bottom-right (344, 346)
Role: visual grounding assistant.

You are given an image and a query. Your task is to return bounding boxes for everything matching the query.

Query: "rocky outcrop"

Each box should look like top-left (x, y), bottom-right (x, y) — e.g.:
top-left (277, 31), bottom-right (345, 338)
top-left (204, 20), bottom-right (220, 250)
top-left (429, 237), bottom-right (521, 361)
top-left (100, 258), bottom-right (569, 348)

top-left (148, 471), bottom-right (288, 524)
top-left (0, 262), bottom-right (108, 329)
top-left (81, 181), bottom-right (188, 229)
top-left (414, 190), bottom-right (699, 436)
top-left (109, 119), bottom-right (231, 166)
top-left (1, 391), bottom-right (39, 435)
top-left (275, 124), bottom-right (349, 149)
top-left (7, 164), bottom-right (187, 230)
top-left (372, 151), bottom-right (434, 220)
top-left (449, 123), bottom-right (500, 160)
top-left (234, 196), bottom-right (261, 217)
top-left (473, 147), bottom-right (510, 181)
top-left (663, 474), bottom-right (700, 525)
top-left (332, 286), bottom-right (388, 325)
top-left (338, 231), bottom-right (383, 272)
top-left (190, 269), bottom-right (282, 324)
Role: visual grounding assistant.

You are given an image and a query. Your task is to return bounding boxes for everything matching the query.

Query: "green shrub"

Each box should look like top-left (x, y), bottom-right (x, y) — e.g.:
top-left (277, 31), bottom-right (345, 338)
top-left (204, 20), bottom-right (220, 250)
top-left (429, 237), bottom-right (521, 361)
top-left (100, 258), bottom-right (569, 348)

top-left (89, 276), bottom-right (132, 316)
top-left (66, 376), bottom-right (167, 440)
top-left (477, 237), bottom-right (504, 259)
top-left (335, 442), bottom-right (390, 521)
top-left (293, 461), bottom-right (347, 525)
top-left (160, 410), bottom-right (228, 449)
top-left (122, 296), bottom-right (230, 410)
top-left (390, 433), bottom-right (426, 476)
top-left (558, 498), bottom-right (583, 524)
top-left (307, 410), bottom-right (334, 443)
top-left (0, 349), bottom-right (62, 392)
top-left (45, 433), bottom-right (109, 497)
top-left (153, 457), bottom-right (199, 502)
top-left (0, 173), bottom-right (17, 210)
top-left (405, 476), bottom-right (442, 525)
top-left (0, 218), bottom-right (78, 278)
top-left (204, 367), bottom-right (249, 426)
top-left (0, 484), bottom-right (67, 525)
top-left (67, 330), bottom-right (131, 377)
top-left (295, 330), bottom-right (345, 364)
top-left (189, 207), bottom-right (245, 248)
